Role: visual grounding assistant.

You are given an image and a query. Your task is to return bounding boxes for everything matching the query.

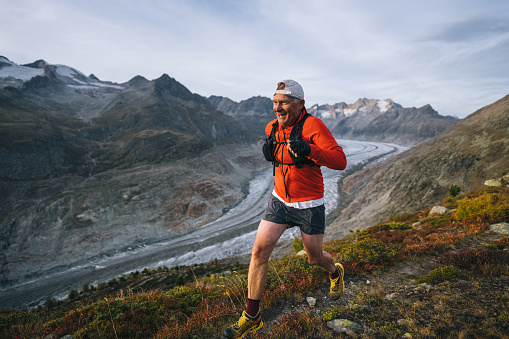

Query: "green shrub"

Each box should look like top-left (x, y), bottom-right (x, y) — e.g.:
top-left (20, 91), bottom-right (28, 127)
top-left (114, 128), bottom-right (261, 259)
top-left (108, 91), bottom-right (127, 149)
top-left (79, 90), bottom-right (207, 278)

top-left (81, 284), bottom-right (90, 294)
top-left (323, 307), bottom-right (346, 322)
top-left (44, 298), bottom-right (59, 309)
top-left (292, 237), bottom-right (304, 253)
top-left (68, 289), bottom-right (79, 300)
top-left (368, 222), bottom-right (412, 233)
top-left (417, 266), bottom-right (470, 285)
top-left (386, 222), bottom-right (412, 230)
top-left (390, 212), bottom-right (417, 223)
top-left (280, 255), bottom-right (321, 276)
top-left (422, 214), bottom-right (452, 229)
top-left (449, 184), bottom-right (461, 197)
top-left (341, 238), bottom-right (397, 265)
top-left (107, 278), bottom-right (118, 287)
top-left (455, 191), bottom-right (509, 221)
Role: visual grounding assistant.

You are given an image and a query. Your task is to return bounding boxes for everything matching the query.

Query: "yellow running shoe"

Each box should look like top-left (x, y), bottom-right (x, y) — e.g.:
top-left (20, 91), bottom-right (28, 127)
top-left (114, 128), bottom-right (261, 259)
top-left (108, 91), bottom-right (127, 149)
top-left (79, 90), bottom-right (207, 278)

top-left (330, 263), bottom-right (345, 300)
top-left (223, 310), bottom-right (263, 339)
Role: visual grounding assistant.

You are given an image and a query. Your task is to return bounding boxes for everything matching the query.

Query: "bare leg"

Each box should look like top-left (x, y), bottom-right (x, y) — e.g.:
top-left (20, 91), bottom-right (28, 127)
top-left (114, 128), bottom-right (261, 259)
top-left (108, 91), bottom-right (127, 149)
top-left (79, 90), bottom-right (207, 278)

top-left (248, 220), bottom-right (288, 300)
top-left (301, 232), bottom-right (336, 274)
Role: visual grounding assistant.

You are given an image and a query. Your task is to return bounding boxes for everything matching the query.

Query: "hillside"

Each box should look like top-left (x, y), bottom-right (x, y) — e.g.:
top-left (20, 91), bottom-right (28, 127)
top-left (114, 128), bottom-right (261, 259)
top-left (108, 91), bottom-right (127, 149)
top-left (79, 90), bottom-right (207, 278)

top-left (208, 95), bottom-right (274, 138)
top-left (0, 57), bottom-right (259, 290)
top-left (2, 184), bottom-right (508, 338)
top-left (326, 94), bottom-right (509, 241)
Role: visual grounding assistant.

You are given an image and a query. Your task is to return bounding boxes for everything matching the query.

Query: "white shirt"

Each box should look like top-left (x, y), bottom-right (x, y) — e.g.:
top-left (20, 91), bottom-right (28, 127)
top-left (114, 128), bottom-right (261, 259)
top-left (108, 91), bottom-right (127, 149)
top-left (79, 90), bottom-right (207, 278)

top-left (272, 190), bottom-right (324, 209)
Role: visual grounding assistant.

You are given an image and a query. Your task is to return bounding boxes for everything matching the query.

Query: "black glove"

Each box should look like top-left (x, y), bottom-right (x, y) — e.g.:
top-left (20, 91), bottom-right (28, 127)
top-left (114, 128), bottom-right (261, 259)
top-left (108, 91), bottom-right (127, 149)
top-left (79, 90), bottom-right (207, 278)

top-left (262, 138), bottom-right (274, 161)
top-left (289, 139), bottom-right (311, 157)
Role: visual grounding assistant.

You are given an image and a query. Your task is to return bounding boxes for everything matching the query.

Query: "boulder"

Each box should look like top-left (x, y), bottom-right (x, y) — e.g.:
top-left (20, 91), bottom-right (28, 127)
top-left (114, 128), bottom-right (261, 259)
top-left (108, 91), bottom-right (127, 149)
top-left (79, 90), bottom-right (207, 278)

top-left (296, 250), bottom-right (307, 257)
top-left (485, 179), bottom-right (503, 187)
top-left (327, 319), bottom-right (362, 333)
top-left (306, 296), bottom-right (316, 307)
top-left (490, 222), bottom-right (509, 235)
top-left (429, 206), bottom-right (449, 215)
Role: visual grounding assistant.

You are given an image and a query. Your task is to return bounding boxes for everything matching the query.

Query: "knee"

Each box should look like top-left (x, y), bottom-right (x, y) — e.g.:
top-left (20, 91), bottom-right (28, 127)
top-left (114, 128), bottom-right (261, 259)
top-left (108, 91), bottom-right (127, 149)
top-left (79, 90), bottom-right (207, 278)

top-left (252, 244), bottom-right (271, 263)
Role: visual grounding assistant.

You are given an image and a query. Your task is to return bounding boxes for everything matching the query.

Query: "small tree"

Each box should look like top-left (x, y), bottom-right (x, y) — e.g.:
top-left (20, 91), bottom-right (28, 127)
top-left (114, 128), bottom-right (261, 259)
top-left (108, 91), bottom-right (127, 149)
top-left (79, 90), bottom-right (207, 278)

top-left (81, 283), bottom-right (90, 294)
top-left (449, 184), bottom-right (461, 197)
top-left (68, 289), bottom-right (79, 300)
top-left (44, 298), bottom-right (58, 309)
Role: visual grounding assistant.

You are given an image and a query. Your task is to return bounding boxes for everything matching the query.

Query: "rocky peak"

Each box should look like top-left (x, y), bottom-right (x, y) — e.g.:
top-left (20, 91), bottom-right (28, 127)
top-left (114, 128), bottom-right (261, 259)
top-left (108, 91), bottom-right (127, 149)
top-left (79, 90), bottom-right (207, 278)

top-left (351, 98), bottom-right (379, 110)
top-left (0, 56), bottom-right (12, 69)
top-left (208, 95), bottom-right (237, 112)
top-left (22, 59), bottom-right (48, 69)
top-left (208, 95), bottom-right (274, 137)
top-left (154, 73), bottom-right (210, 106)
top-left (126, 75), bottom-right (150, 88)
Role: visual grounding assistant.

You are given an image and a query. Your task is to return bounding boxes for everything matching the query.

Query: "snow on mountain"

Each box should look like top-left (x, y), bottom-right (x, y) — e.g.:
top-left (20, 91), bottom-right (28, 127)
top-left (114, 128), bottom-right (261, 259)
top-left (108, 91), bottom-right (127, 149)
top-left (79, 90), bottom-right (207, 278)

top-left (0, 57), bottom-right (124, 90)
top-left (376, 99), bottom-right (391, 113)
top-left (54, 64), bottom-right (86, 79)
top-left (54, 64), bottom-right (124, 89)
top-left (359, 107), bottom-right (370, 115)
top-left (344, 108), bottom-right (357, 116)
top-left (0, 56), bottom-right (44, 82)
top-left (319, 109), bottom-right (334, 118)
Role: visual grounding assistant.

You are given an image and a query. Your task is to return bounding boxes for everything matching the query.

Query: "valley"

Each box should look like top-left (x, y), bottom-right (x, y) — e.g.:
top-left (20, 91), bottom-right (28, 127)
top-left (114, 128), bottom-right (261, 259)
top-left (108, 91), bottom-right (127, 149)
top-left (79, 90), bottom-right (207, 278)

top-left (0, 140), bottom-right (407, 310)
top-left (2, 56), bottom-right (506, 316)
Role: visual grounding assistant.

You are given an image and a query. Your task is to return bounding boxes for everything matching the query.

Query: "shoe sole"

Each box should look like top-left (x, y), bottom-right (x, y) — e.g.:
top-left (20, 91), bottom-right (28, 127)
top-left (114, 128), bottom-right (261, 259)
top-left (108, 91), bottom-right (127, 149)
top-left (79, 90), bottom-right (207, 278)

top-left (243, 320), bottom-right (263, 338)
top-left (223, 320), bottom-right (264, 339)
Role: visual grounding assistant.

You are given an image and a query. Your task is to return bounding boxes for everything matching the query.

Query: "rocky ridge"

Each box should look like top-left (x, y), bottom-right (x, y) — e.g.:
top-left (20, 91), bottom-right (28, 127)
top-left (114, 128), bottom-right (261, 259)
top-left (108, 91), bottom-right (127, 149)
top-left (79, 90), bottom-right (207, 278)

top-left (208, 95), bottom-right (274, 139)
top-left (210, 96), bottom-right (459, 146)
top-left (0, 57), bottom-right (258, 288)
top-left (326, 93), bottom-right (509, 240)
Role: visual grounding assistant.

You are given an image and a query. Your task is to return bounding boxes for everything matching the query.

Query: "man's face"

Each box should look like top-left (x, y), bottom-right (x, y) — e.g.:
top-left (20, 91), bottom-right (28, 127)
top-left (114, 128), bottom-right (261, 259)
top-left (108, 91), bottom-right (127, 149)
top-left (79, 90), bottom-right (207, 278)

top-left (272, 93), bottom-right (304, 127)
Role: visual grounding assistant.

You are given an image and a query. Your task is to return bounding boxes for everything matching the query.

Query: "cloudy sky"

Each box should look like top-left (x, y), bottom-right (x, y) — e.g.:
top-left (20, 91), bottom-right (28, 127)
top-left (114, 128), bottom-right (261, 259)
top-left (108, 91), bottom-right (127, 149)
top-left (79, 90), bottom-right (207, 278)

top-left (1, 0), bottom-right (508, 118)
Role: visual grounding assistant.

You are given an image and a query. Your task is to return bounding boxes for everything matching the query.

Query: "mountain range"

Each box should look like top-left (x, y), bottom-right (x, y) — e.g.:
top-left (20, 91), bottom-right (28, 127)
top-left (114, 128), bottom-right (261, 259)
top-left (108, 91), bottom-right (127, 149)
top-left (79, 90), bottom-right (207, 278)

top-left (310, 99), bottom-right (459, 146)
top-left (208, 96), bottom-right (459, 147)
top-left (1, 56), bottom-right (504, 294)
top-left (0, 57), bottom-right (259, 288)
top-left (326, 93), bottom-right (509, 240)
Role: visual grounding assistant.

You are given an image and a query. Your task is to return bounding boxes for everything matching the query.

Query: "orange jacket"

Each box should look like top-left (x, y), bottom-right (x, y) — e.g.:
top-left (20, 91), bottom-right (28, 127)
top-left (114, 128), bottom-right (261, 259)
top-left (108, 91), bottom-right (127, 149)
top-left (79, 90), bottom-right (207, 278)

top-left (265, 109), bottom-right (347, 204)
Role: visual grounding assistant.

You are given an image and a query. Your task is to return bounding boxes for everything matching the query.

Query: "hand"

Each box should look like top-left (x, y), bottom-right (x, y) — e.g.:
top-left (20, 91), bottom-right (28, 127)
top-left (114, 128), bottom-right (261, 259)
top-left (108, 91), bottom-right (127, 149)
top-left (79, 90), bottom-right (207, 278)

top-left (262, 138), bottom-right (274, 161)
top-left (288, 139), bottom-right (311, 157)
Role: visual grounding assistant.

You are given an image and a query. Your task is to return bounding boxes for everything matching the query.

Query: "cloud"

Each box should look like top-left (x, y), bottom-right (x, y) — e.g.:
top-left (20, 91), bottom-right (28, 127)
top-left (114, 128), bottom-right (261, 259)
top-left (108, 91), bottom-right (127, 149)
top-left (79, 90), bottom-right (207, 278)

top-left (424, 17), bottom-right (509, 43)
top-left (1, 0), bottom-right (508, 118)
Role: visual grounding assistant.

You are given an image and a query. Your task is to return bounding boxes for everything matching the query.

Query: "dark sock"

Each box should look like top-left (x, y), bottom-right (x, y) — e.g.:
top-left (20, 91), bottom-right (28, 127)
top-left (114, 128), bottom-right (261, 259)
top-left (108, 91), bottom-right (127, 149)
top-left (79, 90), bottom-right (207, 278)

top-left (246, 298), bottom-right (260, 318)
top-left (330, 266), bottom-right (339, 280)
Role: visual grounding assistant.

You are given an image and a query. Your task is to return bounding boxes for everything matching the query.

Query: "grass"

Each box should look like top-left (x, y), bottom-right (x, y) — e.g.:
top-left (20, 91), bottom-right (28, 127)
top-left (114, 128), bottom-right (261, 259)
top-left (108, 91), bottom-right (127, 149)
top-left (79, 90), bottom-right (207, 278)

top-left (1, 186), bottom-right (509, 338)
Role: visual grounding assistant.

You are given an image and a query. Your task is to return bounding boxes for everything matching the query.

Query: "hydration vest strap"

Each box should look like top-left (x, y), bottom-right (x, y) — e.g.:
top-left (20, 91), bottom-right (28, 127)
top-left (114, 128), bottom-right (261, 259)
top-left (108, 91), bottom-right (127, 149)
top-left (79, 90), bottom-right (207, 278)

top-left (269, 112), bottom-right (316, 169)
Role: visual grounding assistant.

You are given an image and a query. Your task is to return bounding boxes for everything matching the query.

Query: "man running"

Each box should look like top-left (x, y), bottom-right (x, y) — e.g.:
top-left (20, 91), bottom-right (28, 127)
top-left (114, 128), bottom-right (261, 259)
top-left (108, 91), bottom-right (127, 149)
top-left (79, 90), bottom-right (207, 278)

top-left (224, 79), bottom-right (347, 339)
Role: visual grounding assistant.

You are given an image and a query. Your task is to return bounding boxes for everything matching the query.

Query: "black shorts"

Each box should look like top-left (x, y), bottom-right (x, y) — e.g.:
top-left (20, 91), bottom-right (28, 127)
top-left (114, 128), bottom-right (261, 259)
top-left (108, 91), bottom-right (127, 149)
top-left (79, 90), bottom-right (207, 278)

top-left (262, 194), bottom-right (326, 235)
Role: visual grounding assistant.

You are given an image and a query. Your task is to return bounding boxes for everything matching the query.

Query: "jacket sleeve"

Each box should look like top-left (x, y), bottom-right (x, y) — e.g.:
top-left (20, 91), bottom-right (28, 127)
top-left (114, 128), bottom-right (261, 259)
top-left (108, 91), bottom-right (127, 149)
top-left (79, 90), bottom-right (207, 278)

top-left (305, 117), bottom-right (347, 170)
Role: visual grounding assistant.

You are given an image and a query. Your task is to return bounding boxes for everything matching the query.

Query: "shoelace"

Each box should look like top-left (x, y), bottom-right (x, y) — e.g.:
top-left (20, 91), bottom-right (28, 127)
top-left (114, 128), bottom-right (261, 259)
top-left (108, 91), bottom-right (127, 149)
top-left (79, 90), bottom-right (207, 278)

top-left (234, 317), bottom-right (252, 331)
top-left (331, 276), bottom-right (341, 290)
